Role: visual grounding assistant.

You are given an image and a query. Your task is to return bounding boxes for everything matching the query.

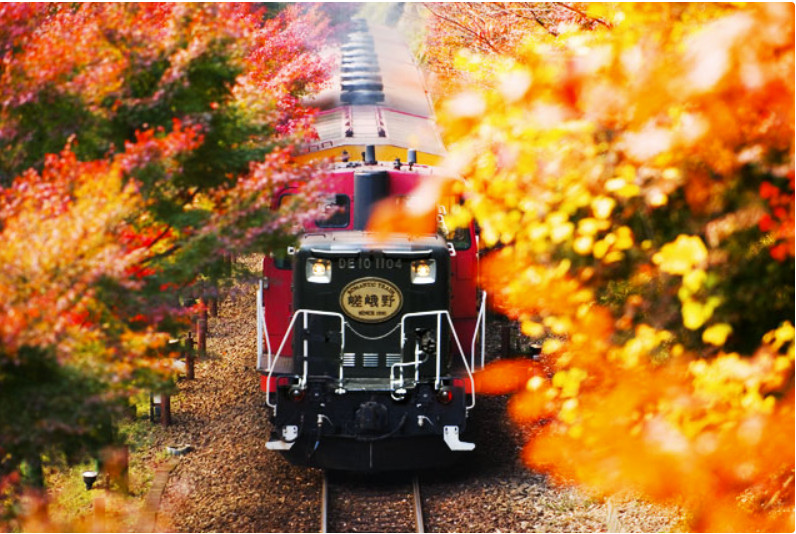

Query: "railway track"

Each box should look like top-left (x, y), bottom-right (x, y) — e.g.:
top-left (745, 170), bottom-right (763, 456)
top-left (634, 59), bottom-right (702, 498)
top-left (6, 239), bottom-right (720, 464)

top-left (321, 471), bottom-right (424, 533)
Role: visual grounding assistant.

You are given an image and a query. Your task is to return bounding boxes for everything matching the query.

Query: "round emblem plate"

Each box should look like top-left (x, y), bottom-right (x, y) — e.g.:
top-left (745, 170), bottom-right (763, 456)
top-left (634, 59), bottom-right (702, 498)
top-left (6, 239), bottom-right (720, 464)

top-left (340, 277), bottom-right (403, 323)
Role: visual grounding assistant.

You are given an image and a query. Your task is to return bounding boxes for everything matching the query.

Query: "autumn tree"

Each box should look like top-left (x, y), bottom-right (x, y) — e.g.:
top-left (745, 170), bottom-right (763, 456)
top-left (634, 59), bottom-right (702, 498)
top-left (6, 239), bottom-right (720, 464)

top-left (419, 2), bottom-right (606, 96)
top-left (0, 2), bottom-right (345, 524)
top-left (429, 3), bottom-right (794, 531)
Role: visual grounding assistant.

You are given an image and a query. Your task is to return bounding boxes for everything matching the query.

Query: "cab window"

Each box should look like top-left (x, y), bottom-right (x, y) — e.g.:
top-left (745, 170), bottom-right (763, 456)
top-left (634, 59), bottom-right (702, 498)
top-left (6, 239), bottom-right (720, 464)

top-left (272, 248), bottom-right (293, 271)
top-left (445, 226), bottom-right (472, 250)
top-left (437, 201), bottom-right (471, 251)
top-left (315, 194), bottom-right (350, 228)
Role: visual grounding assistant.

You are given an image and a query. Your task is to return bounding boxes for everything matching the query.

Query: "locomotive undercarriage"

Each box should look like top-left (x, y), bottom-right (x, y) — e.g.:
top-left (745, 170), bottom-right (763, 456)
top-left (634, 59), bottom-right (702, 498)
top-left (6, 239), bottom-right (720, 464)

top-left (260, 307), bottom-right (478, 471)
top-left (266, 376), bottom-right (473, 471)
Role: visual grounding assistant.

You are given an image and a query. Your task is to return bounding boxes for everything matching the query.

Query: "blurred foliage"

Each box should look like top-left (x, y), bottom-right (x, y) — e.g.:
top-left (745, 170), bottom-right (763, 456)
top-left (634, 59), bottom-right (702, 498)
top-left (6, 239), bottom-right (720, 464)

top-left (0, 2), bottom-right (346, 525)
top-left (419, 2), bottom-right (607, 98)
top-left (431, 3), bottom-right (794, 531)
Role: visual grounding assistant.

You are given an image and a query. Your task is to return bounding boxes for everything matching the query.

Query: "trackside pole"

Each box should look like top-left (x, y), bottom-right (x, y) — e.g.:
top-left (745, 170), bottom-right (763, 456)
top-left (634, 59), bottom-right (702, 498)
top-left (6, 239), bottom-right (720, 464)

top-left (197, 299), bottom-right (207, 358)
top-left (185, 332), bottom-right (195, 380)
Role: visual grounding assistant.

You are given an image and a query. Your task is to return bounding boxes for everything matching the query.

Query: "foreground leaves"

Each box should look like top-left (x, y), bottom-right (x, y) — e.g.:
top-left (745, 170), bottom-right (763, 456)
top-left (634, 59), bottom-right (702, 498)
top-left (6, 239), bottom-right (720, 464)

top-left (0, 3), bottom-right (339, 527)
top-left (433, 3), bottom-right (794, 531)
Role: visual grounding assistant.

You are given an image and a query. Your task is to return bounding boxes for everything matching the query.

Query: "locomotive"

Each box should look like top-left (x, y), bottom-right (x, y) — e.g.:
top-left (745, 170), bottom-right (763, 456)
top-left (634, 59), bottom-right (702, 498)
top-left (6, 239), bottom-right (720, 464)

top-left (256, 19), bottom-right (486, 471)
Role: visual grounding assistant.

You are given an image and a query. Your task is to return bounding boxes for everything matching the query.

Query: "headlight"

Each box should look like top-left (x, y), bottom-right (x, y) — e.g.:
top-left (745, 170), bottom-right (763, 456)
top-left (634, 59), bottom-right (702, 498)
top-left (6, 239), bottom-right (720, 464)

top-left (410, 259), bottom-right (436, 284)
top-left (306, 258), bottom-right (331, 283)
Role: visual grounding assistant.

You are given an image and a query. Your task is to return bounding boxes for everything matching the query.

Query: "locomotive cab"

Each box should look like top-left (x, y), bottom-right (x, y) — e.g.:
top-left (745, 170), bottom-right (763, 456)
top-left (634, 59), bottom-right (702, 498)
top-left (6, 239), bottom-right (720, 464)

top-left (262, 231), bottom-right (476, 471)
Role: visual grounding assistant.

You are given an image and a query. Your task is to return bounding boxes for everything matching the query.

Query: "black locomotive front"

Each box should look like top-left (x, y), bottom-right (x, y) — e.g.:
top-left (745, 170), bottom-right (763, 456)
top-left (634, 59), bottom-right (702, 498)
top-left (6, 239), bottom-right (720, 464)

top-left (266, 232), bottom-right (474, 471)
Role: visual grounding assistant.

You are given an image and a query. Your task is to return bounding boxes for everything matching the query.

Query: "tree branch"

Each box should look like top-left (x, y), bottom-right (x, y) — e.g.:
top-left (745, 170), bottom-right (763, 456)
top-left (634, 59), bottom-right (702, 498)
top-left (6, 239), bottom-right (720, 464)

top-left (557, 2), bottom-right (612, 29)
top-left (507, 5), bottom-right (560, 37)
top-left (423, 3), bottom-right (503, 54)
top-left (141, 243), bottom-right (180, 266)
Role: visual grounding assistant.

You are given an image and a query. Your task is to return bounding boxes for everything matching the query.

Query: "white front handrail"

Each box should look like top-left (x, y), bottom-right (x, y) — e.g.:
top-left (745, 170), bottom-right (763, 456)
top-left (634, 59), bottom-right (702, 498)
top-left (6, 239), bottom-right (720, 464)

top-left (398, 310), bottom-right (476, 410)
top-left (264, 309), bottom-right (346, 409)
top-left (256, 279), bottom-right (273, 373)
top-left (470, 290), bottom-right (487, 370)
top-left (261, 307), bottom-right (477, 411)
top-left (256, 284), bottom-right (262, 369)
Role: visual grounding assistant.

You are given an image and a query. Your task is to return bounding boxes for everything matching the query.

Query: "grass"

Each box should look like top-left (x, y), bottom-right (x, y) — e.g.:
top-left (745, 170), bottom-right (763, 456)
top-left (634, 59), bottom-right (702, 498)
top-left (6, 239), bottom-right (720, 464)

top-left (44, 459), bottom-right (97, 527)
top-left (41, 394), bottom-right (168, 531)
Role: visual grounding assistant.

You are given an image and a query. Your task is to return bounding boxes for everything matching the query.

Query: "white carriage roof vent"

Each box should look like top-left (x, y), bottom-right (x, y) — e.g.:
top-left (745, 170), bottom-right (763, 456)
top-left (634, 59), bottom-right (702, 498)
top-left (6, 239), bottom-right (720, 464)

top-left (342, 49), bottom-right (377, 59)
top-left (342, 48), bottom-right (377, 58)
top-left (342, 61), bottom-right (378, 71)
top-left (343, 47), bottom-right (376, 55)
top-left (342, 43), bottom-right (374, 53)
top-left (341, 72), bottom-right (382, 83)
top-left (342, 55), bottom-right (378, 66)
top-left (341, 80), bottom-right (383, 92)
top-left (341, 63), bottom-right (380, 74)
top-left (347, 33), bottom-right (374, 44)
top-left (340, 90), bottom-right (385, 105)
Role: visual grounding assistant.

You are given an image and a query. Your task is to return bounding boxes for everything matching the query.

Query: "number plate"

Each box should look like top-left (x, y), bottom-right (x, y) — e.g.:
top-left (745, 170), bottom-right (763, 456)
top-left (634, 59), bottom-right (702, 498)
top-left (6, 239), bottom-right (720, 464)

top-left (340, 277), bottom-right (403, 323)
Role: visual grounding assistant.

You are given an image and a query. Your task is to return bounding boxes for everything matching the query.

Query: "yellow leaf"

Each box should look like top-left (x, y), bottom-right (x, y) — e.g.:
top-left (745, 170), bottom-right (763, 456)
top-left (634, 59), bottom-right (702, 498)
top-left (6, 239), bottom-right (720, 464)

top-left (771, 321), bottom-right (795, 350)
top-left (682, 297), bottom-right (721, 330)
top-left (591, 196), bottom-right (616, 219)
top-left (605, 178), bottom-right (627, 192)
top-left (647, 188), bottom-right (669, 207)
top-left (615, 226), bottom-right (635, 250)
top-left (683, 268), bottom-right (707, 293)
top-left (593, 239), bottom-right (609, 259)
top-left (682, 300), bottom-right (704, 330)
top-left (550, 221), bottom-right (574, 244)
top-left (577, 218), bottom-right (604, 236)
top-left (552, 367), bottom-right (588, 398)
top-left (653, 234), bottom-right (708, 275)
top-left (521, 320), bottom-right (545, 338)
top-left (542, 338), bottom-right (564, 354)
top-left (573, 235), bottom-right (594, 255)
top-left (775, 356), bottom-right (792, 372)
top-left (567, 424), bottom-right (584, 439)
top-left (559, 398), bottom-right (579, 424)
top-left (702, 323), bottom-right (732, 346)
top-left (662, 167), bottom-right (681, 181)
top-left (618, 183), bottom-right (642, 198)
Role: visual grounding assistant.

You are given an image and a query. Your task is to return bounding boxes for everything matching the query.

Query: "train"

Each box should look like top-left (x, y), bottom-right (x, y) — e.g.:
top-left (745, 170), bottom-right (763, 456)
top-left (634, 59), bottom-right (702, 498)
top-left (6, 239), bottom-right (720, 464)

top-left (256, 19), bottom-right (487, 471)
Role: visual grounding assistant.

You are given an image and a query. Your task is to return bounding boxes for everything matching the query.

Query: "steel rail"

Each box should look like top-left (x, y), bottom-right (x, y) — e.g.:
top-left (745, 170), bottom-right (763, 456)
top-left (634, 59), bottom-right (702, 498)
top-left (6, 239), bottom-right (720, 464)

top-left (413, 475), bottom-right (425, 533)
top-left (321, 471), bottom-right (329, 533)
top-left (320, 472), bottom-right (425, 533)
